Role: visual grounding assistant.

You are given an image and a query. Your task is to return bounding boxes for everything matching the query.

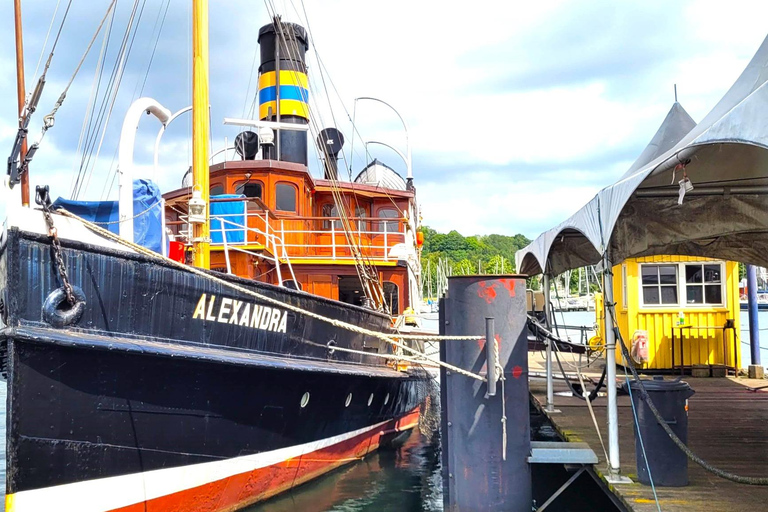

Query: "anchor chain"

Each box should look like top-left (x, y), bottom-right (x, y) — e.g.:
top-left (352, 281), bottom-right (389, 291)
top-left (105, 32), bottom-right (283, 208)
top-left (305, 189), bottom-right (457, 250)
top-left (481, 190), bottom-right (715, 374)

top-left (35, 186), bottom-right (75, 305)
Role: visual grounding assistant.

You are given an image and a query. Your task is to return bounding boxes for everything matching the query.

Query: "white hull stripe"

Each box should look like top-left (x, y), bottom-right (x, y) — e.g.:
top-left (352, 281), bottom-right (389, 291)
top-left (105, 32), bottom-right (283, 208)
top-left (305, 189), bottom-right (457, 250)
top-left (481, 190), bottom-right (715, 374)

top-left (9, 420), bottom-right (389, 512)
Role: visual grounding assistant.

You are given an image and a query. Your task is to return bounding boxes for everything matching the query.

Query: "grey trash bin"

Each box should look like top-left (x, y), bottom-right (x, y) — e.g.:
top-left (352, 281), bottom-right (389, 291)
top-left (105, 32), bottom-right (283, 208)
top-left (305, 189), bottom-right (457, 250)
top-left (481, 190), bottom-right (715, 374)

top-left (625, 376), bottom-right (695, 487)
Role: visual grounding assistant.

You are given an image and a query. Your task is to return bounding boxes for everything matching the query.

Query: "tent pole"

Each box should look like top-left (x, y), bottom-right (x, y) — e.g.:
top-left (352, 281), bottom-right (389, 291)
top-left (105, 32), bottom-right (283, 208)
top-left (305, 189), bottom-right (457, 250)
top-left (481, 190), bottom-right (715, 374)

top-left (603, 262), bottom-right (629, 482)
top-left (543, 274), bottom-right (558, 413)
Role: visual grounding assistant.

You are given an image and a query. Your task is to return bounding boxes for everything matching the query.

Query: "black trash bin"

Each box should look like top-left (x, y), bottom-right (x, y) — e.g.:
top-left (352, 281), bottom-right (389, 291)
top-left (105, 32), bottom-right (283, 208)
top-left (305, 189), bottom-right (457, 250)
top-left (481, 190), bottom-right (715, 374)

top-left (624, 376), bottom-right (695, 487)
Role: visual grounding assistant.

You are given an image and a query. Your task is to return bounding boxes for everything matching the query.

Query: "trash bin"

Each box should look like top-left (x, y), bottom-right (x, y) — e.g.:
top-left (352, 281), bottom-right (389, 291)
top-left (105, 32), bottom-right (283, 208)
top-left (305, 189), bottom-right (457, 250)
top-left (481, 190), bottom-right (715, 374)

top-left (624, 376), bottom-right (695, 487)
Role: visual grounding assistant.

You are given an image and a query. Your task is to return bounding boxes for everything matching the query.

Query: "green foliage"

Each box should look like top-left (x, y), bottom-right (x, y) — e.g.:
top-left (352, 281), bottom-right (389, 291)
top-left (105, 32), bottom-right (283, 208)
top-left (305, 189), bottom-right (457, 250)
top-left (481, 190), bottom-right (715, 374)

top-left (420, 226), bottom-right (531, 297)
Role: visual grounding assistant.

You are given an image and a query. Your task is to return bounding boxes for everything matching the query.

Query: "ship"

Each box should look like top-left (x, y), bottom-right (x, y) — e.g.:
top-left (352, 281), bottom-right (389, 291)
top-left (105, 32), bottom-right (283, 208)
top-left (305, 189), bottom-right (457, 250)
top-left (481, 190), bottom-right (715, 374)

top-left (1, 4), bottom-right (431, 511)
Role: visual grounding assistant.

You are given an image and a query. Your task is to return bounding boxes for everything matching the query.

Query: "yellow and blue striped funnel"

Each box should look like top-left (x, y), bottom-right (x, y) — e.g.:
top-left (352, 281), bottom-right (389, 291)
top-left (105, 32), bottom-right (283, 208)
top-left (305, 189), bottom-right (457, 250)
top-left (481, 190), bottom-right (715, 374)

top-left (258, 70), bottom-right (309, 121)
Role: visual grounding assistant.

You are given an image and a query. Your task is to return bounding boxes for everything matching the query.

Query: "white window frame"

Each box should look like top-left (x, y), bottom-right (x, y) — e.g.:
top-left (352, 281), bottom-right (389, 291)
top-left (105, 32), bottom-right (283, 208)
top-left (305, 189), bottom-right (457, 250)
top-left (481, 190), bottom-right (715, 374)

top-left (638, 261), bottom-right (726, 309)
top-left (622, 264), bottom-right (628, 310)
top-left (682, 262), bottom-right (725, 307)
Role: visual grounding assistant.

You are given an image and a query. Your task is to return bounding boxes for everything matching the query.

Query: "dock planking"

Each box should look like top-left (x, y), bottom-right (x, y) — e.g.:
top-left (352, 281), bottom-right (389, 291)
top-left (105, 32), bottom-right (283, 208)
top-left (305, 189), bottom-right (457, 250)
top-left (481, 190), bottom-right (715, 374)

top-left (530, 372), bottom-right (768, 512)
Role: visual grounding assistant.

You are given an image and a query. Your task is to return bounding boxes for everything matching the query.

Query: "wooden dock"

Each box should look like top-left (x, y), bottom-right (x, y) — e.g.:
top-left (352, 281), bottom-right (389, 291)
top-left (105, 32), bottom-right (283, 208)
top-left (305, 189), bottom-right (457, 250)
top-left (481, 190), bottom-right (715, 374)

top-left (529, 356), bottom-right (768, 511)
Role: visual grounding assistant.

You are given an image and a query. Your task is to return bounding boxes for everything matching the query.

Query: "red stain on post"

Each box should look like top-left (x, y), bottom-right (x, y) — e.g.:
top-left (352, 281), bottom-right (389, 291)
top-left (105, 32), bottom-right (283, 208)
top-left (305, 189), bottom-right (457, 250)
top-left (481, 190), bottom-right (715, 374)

top-left (512, 365), bottom-right (523, 379)
top-left (477, 282), bottom-right (498, 303)
top-left (500, 279), bottom-right (516, 297)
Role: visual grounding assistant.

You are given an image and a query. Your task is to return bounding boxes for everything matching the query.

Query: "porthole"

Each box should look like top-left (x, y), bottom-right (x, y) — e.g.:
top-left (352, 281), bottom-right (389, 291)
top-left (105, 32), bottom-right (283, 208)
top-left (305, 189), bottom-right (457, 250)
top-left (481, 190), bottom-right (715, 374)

top-left (384, 393), bottom-right (390, 405)
top-left (367, 393), bottom-right (374, 406)
top-left (300, 392), bottom-right (310, 408)
top-left (345, 393), bottom-right (352, 407)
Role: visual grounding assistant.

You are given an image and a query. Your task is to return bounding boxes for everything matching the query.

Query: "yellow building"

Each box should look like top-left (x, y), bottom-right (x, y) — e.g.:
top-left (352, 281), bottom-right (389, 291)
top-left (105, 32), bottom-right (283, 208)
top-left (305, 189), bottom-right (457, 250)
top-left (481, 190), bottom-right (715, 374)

top-left (597, 256), bottom-right (741, 373)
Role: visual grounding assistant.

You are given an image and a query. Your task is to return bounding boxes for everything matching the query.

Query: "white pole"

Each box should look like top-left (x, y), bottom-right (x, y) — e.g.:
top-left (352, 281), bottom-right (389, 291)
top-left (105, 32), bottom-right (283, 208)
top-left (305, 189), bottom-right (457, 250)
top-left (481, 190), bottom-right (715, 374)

top-left (603, 261), bottom-right (626, 481)
top-left (543, 274), bottom-right (557, 413)
top-left (118, 97), bottom-right (171, 242)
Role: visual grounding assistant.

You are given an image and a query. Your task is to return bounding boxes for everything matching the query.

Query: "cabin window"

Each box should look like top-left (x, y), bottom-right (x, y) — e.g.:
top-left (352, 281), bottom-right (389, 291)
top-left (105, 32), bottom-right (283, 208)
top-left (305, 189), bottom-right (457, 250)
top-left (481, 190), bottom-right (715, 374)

top-left (275, 183), bottom-right (297, 212)
top-left (685, 263), bottom-right (723, 305)
top-left (377, 208), bottom-right (400, 232)
top-left (641, 264), bottom-right (678, 306)
top-left (234, 180), bottom-right (263, 199)
top-left (210, 184), bottom-right (225, 196)
top-left (322, 203), bottom-right (342, 230)
top-left (383, 281), bottom-right (399, 314)
top-left (283, 279), bottom-right (302, 291)
top-left (355, 207), bottom-right (367, 231)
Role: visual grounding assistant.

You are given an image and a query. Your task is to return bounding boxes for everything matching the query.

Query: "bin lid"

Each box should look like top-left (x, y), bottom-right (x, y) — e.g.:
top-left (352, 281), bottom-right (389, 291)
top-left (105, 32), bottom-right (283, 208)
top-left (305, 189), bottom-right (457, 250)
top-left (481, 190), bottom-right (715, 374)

top-left (625, 376), bottom-right (693, 393)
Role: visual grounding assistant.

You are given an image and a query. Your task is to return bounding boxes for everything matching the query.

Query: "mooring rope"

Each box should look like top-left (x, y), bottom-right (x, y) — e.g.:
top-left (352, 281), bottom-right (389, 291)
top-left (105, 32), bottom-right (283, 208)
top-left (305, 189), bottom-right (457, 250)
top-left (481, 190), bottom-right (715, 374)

top-left (608, 304), bottom-right (768, 485)
top-left (55, 208), bottom-right (485, 382)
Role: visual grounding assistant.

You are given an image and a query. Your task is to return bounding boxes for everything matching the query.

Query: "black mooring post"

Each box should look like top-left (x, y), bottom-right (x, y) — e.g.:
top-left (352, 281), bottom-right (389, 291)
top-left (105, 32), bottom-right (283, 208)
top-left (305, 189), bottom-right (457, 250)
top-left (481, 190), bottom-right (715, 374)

top-left (486, 317), bottom-right (497, 397)
top-left (441, 276), bottom-right (532, 512)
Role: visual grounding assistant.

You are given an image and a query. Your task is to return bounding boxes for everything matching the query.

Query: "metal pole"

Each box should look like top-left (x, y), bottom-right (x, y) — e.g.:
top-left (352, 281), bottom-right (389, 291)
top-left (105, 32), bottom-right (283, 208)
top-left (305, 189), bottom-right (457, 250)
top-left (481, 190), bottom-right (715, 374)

top-left (192, 0), bottom-right (211, 268)
top-left (13, 0), bottom-right (29, 206)
top-left (441, 276), bottom-right (531, 511)
top-left (747, 265), bottom-right (762, 367)
top-left (603, 262), bottom-right (628, 482)
top-left (543, 274), bottom-right (557, 413)
top-left (485, 317), bottom-right (497, 397)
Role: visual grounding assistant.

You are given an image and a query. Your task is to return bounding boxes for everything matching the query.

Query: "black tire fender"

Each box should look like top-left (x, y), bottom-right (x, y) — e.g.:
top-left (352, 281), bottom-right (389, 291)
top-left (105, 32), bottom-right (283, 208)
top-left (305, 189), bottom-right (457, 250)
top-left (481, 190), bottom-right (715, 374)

top-left (42, 286), bottom-right (86, 328)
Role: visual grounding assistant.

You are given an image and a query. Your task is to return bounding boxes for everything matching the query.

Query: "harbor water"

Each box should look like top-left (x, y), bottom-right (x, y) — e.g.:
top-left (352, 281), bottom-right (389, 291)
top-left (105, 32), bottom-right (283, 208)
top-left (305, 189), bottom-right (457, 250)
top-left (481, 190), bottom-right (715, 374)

top-left (1, 311), bottom-right (766, 511)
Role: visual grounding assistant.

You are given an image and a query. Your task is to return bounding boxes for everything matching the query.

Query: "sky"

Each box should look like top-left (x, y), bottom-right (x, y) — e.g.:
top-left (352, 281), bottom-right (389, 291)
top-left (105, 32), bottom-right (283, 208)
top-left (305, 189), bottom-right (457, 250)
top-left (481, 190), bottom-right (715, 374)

top-left (1, 0), bottom-right (768, 239)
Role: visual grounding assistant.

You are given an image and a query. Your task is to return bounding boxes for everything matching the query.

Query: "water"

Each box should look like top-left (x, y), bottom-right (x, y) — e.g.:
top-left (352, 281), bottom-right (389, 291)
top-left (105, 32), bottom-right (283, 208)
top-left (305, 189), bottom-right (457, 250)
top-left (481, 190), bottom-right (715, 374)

top-left (247, 432), bottom-right (442, 512)
top-left (1, 309), bottom-right (765, 510)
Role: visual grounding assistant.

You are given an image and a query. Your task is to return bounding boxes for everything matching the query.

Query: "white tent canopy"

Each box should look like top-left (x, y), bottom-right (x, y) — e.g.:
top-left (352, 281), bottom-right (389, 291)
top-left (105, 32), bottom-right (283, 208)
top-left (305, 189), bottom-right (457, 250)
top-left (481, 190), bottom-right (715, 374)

top-left (516, 34), bottom-right (768, 276)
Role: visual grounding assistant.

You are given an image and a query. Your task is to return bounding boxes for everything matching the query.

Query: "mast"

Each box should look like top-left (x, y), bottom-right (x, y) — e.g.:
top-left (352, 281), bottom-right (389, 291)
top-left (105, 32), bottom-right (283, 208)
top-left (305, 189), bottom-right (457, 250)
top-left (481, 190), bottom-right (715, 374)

top-left (192, 0), bottom-right (210, 268)
top-left (13, 0), bottom-right (29, 206)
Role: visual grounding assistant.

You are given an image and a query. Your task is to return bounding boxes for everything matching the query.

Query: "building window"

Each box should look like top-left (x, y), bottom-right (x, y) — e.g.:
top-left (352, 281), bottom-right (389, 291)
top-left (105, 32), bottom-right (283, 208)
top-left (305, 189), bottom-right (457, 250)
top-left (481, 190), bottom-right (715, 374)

top-left (641, 264), bottom-right (678, 305)
top-left (377, 208), bottom-right (399, 232)
top-left (685, 263), bottom-right (723, 305)
top-left (383, 281), bottom-right (399, 314)
top-left (235, 181), bottom-right (263, 199)
top-left (275, 183), bottom-right (297, 212)
top-left (210, 184), bottom-right (225, 196)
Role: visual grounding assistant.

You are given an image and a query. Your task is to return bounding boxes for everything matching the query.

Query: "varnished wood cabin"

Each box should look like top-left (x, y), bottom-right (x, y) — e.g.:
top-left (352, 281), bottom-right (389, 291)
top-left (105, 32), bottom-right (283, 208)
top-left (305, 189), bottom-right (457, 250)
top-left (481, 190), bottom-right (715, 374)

top-left (163, 158), bottom-right (421, 316)
top-left (164, 21), bottom-right (421, 317)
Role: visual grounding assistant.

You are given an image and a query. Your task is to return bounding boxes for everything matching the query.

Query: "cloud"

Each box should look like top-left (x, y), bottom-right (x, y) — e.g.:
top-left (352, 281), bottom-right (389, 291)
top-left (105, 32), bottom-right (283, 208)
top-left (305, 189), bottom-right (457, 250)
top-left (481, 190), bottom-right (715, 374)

top-left (1, 0), bottom-right (767, 240)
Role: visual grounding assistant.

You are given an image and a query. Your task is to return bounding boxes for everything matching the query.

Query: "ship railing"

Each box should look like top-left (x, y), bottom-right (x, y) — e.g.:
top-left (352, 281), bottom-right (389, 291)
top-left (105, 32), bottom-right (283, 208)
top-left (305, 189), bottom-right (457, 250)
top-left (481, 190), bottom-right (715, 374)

top-left (209, 214), bottom-right (298, 286)
top-left (269, 216), bottom-right (407, 262)
top-left (201, 204), bottom-right (407, 262)
top-left (167, 197), bottom-right (408, 264)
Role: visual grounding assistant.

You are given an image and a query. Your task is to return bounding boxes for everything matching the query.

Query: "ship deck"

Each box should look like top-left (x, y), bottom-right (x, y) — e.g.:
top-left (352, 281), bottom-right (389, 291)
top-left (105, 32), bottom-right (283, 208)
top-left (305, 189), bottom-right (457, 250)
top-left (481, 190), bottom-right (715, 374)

top-left (529, 355), bottom-right (768, 512)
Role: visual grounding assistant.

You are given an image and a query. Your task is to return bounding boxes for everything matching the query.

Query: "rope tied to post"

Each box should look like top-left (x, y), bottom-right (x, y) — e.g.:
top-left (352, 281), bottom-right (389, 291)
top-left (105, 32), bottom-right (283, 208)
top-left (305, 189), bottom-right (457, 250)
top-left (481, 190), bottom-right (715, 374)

top-left (51, 206), bottom-right (487, 382)
top-left (608, 304), bottom-right (768, 485)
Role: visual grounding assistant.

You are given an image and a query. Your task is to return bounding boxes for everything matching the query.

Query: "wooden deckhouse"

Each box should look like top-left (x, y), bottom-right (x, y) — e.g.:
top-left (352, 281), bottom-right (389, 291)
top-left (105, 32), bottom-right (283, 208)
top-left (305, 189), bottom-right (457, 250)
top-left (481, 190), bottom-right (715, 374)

top-left (163, 158), bottom-right (419, 316)
top-left (164, 21), bottom-right (420, 317)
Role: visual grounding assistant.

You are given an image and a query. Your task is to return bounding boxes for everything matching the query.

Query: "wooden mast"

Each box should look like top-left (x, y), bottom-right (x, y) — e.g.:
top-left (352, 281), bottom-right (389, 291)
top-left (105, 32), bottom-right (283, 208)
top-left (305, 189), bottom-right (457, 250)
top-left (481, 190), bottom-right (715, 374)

top-left (192, 0), bottom-right (210, 268)
top-left (13, 0), bottom-right (29, 206)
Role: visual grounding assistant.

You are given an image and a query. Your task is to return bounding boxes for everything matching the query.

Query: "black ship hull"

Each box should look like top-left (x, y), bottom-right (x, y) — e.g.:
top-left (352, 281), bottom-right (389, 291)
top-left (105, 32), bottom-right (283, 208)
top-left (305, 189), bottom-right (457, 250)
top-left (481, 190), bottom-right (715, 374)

top-left (0, 226), bottom-right (429, 511)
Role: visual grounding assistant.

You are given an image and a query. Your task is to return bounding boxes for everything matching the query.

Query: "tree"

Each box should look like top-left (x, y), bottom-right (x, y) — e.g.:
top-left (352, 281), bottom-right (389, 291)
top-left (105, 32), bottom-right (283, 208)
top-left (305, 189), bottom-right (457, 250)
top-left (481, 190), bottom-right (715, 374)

top-left (419, 226), bottom-right (532, 296)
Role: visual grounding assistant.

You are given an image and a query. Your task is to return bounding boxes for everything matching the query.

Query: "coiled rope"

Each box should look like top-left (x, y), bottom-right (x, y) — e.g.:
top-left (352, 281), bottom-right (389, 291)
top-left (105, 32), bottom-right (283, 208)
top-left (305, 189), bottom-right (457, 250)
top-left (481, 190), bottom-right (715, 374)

top-left (609, 304), bottom-right (768, 485)
top-left (55, 208), bottom-right (485, 382)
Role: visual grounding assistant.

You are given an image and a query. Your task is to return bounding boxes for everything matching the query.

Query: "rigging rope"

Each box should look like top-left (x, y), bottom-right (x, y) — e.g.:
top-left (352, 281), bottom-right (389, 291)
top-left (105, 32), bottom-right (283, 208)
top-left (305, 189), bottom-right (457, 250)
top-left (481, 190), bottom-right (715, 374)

top-left (18, 0), bottom-right (117, 182)
top-left (31, 0), bottom-right (63, 87)
top-left (72, 0), bottom-right (143, 200)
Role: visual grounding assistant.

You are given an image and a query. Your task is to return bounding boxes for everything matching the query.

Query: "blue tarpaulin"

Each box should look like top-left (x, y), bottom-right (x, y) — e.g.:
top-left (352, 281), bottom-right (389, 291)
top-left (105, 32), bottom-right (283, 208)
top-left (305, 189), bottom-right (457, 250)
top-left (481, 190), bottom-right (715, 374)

top-left (210, 194), bottom-right (246, 244)
top-left (53, 179), bottom-right (163, 253)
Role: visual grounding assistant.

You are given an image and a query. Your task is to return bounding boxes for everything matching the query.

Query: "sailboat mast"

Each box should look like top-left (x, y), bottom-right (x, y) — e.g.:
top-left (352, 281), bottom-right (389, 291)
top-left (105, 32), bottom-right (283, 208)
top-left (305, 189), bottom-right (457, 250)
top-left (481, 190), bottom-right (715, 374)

top-left (192, 0), bottom-right (211, 268)
top-left (13, 0), bottom-right (29, 206)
